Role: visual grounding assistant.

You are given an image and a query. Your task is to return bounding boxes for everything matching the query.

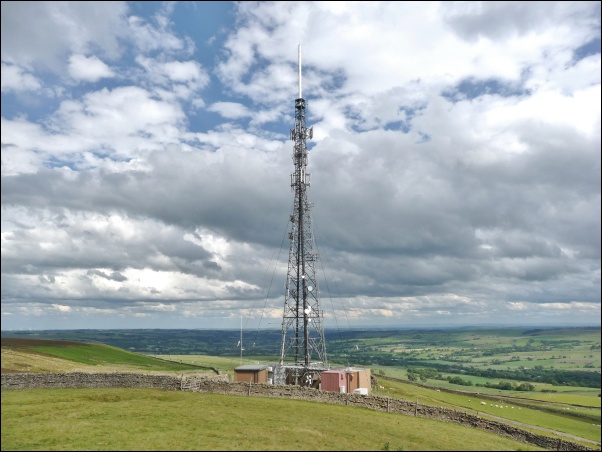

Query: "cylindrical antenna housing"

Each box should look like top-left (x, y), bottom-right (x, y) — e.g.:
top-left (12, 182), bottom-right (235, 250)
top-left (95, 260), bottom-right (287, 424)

top-left (298, 43), bottom-right (302, 99)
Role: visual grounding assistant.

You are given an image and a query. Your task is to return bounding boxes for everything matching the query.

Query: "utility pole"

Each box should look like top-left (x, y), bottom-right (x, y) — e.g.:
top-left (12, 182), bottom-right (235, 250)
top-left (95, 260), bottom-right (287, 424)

top-left (278, 45), bottom-right (327, 376)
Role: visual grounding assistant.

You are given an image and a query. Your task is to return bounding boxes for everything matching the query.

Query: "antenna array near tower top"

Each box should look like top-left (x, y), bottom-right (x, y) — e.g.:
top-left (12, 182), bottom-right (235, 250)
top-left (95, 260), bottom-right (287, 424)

top-left (278, 45), bottom-right (326, 372)
top-left (298, 43), bottom-right (302, 99)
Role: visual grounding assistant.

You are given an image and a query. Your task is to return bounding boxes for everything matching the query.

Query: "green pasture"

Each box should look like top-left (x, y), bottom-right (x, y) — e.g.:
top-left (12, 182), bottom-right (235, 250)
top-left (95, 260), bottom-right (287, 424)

top-left (373, 378), bottom-right (601, 444)
top-left (11, 343), bottom-right (202, 372)
top-left (3, 330), bottom-right (599, 450)
top-left (372, 366), bottom-right (600, 407)
top-left (367, 327), bottom-right (601, 374)
top-left (467, 360), bottom-right (600, 372)
top-left (159, 354), bottom-right (601, 445)
top-left (523, 390), bottom-right (602, 406)
top-left (1, 388), bottom-right (547, 451)
top-left (153, 353), bottom-right (271, 376)
top-left (422, 372), bottom-right (601, 401)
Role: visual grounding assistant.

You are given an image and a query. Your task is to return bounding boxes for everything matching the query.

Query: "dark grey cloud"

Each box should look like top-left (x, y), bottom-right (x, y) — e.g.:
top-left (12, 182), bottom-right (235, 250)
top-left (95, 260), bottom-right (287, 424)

top-left (441, 1), bottom-right (600, 43)
top-left (87, 269), bottom-right (127, 282)
top-left (1, 1), bottom-right (129, 71)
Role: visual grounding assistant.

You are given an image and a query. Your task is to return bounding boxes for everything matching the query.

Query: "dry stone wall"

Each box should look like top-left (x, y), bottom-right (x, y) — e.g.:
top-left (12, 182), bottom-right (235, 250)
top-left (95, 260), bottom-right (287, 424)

top-left (1, 372), bottom-right (180, 391)
top-left (2, 373), bottom-right (596, 451)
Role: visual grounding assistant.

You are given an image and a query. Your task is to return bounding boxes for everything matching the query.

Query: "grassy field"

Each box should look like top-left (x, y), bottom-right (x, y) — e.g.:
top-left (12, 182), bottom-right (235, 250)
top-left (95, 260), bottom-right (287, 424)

top-left (2, 336), bottom-right (600, 450)
top-left (372, 366), bottom-right (601, 405)
top-left (340, 326), bottom-right (601, 373)
top-left (373, 376), bottom-right (601, 443)
top-left (163, 353), bottom-right (601, 446)
top-left (1, 388), bottom-right (547, 451)
top-left (1, 338), bottom-right (214, 376)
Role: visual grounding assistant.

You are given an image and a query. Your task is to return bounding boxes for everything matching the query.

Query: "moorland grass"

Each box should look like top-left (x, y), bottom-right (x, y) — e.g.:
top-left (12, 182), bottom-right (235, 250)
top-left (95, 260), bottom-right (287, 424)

top-left (2, 341), bottom-right (202, 373)
top-left (28, 344), bottom-right (201, 371)
top-left (1, 388), bottom-right (546, 451)
top-left (159, 353), bottom-right (601, 443)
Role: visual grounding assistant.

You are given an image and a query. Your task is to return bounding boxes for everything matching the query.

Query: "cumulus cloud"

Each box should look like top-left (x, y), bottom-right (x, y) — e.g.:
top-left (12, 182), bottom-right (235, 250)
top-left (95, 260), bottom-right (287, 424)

top-left (208, 102), bottom-right (252, 119)
top-left (1, 62), bottom-right (42, 93)
top-left (1, 1), bottom-right (128, 71)
top-left (68, 54), bottom-right (115, 82)
top-left (1, 1), bottom-right (600, 329)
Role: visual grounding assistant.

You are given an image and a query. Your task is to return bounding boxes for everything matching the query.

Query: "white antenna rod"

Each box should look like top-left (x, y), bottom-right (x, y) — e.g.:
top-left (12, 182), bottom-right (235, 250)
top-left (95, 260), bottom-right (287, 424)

top-left (298, 43), bottom-right (302, 99)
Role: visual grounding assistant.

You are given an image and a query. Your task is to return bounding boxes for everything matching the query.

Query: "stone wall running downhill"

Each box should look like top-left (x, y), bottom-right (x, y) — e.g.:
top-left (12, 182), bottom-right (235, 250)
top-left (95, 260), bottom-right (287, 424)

top-left (2, 373), bottom-right (597, 451)
top-left (376, 374), bottom-right (600, 422)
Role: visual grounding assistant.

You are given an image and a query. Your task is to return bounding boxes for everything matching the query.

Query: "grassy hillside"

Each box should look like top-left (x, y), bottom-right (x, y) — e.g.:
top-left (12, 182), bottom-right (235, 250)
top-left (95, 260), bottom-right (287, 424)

top-left (162, 353), bottom-right (601, 446)
top-left (1, 338), bottom-right (598, 450)
top-left (1, 388), bottom-right (546, 451)
top-left (3, 326), bottom-right (599, 386)
top-left (1, 338), bottom-right (211, 374)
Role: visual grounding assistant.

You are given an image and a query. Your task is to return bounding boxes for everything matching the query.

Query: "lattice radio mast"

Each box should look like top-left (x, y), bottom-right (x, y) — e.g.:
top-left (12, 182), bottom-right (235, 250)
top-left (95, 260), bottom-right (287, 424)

top-left (278, 45), bottom-right (327, 370)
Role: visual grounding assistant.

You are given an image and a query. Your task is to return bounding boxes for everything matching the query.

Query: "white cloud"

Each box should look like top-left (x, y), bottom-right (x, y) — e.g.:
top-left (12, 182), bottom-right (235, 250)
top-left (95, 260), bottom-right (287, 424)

top-left (1, 83), bottom-right (192, 179)
top-left (218, 1), bottom-right (600, 107)
top-left (162, 60), bottom-right (207, 83)
top-left (135, 56), bottom-right (210, 96)
top-left (68, 54), bottom-right (115, 82)
top-left (208, 101), bottom-right (251, 119)
top-left (0, 63), bottom-right (42, 93)
top-left (128, 14), bottom-right (191, 55)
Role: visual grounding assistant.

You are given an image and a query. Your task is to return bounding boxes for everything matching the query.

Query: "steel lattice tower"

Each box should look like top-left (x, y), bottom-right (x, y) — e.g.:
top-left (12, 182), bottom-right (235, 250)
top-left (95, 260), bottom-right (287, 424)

top-left (278, 45), bottom-right (327, 370)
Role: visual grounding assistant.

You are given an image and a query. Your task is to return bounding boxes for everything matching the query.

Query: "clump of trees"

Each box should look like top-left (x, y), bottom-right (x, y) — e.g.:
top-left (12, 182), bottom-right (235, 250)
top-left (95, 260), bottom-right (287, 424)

top-left (406, 367), bottom-right (443, 382)
top-left (447, 376), bottom-right (472, 386)
top-left (479, 381), bottom-right (535, 391)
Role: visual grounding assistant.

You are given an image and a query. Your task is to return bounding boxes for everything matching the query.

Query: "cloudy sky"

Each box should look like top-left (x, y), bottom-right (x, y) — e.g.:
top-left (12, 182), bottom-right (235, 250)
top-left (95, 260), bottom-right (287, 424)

top-left (1, 1), bottom-right (600, 331)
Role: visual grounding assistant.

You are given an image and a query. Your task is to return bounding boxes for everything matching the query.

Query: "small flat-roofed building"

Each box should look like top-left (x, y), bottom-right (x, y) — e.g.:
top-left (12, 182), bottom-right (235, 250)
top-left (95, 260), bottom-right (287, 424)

top-left (234, 364), bottom-right (269, 383)
top-left (320, 367), bottom-right (371, 394)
